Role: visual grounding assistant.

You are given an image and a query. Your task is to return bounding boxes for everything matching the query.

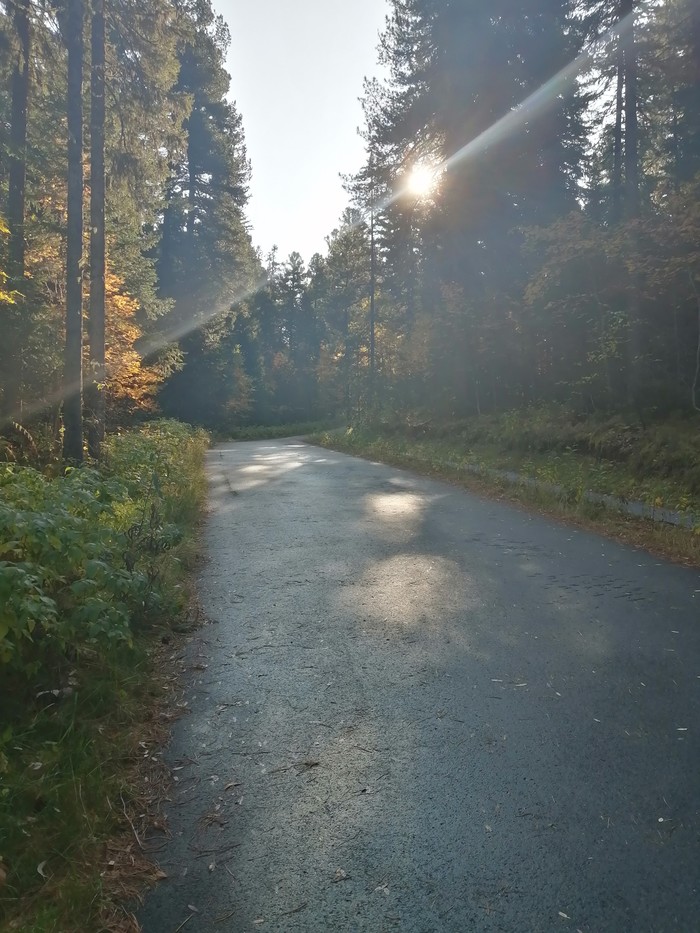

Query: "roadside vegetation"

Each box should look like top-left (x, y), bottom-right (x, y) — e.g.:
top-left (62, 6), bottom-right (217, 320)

top-left (224, 420), bottom-right (342, 441)
top-left (313, 408), bottom-right (700, 566)
top-left (0, 420), bottom-right (208, 933)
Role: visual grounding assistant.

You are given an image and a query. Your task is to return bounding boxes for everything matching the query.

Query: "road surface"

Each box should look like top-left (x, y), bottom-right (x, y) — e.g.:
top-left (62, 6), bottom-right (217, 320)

top-left (139, 439), bottom-right (700, 932)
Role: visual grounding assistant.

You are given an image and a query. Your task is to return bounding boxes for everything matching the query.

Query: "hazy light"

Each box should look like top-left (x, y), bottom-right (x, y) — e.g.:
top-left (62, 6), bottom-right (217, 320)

top-left (5, 12), bottom-right (637, 433)
top-left (381, 9), bottom-right (635, 214)
top-left (405, 164), bottom-right (438, 198)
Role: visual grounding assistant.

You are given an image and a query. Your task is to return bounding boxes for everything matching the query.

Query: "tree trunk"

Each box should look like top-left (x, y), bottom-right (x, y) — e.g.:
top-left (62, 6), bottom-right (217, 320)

top-left (63, 0), bottom-right (84, 463)
top-left (369, 205), bottom-right (376, 409)
top-left (611, 27), bottom-right (624, 221)
top-left (670, 87), bottom-right (680, 191)
top-left (621, 0), bottom-right (638, 218)
top-left (620, 0), bottom-right (642, 408)
top-left (3, 0), bottom-right (30, 424)
top-left (158, 194), bottom-right (178, 295)
top-left (87, 0), bottom-right (105, 458)
top-left (187, 117), bottom-right (196, 240)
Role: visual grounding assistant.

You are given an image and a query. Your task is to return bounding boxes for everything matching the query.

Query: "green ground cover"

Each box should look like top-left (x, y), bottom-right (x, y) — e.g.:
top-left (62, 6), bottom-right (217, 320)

top-left (0, 420), bottom-right (208, 932)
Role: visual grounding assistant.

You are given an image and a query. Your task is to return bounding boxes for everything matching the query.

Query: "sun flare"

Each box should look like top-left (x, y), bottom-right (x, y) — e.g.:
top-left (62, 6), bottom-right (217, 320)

top-left (405, 163), bottom-right (439, 197)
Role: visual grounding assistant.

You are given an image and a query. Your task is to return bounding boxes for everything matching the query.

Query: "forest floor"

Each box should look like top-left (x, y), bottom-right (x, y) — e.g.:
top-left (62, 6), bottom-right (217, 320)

top-left (312, 414), bottom-right (700, 567)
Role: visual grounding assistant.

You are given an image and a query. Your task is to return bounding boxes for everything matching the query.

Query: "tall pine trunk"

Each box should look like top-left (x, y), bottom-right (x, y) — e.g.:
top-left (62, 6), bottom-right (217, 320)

top-left (3, 0), bottom-right (30, 424)
top-left (611, 28), bottom-right (624, 221)
top-left (621, 0), bottom-right (638, 218)
top-left (620, 0), bottom-right (641, 407)
top-left (63, 0), bottom-right (84, 462)
top-left (87, 0), bottom-right (105, 458)
top-left (187, 117), bottom-right (196, 239)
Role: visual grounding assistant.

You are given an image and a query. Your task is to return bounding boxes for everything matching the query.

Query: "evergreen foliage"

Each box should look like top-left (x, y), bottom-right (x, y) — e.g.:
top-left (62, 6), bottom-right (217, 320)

top-left (225, 0), bottom-right (700, 430)
top-left (0, 0), bottom-right (257, 442)
top-left (2, 0), bottom-right (700, 436)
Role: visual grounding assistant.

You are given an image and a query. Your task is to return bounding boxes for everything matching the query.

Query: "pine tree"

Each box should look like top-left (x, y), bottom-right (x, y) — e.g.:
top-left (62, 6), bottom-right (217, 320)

top-left (156, 0), bottom-right (259, 426)
top-left (62, 0), bottom-right (84, 462)
top-left (2, 0), bottom-right (30, 423)
top-left (87, 0), bottom-right (105, 457)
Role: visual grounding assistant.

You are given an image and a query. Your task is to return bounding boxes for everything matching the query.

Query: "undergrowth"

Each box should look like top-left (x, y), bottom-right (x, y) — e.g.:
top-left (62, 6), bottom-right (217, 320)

top-left (225, 419), bottom-right (341, 441)
top-left (0, 419), bottom-right (208, 932)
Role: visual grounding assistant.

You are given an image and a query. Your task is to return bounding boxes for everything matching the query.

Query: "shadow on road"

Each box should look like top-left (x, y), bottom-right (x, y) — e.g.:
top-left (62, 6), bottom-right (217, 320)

top-left (139, 438), bottom-right (700, 933)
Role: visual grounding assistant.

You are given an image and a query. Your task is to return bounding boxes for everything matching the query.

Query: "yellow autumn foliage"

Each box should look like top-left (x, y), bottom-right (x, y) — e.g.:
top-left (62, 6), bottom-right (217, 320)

top-left (104, 269), bottom-right (163, 414)
top-left (0, 218), bottom-right (15, 305)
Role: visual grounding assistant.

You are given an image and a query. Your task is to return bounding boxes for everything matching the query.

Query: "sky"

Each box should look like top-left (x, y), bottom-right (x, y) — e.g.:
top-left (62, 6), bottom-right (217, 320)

top-left (213, 0), bottom-right (389, 265)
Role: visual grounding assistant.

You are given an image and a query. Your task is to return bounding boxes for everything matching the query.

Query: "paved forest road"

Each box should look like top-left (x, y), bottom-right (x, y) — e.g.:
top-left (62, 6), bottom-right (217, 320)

top-left (139, 439), bottom-right (700, 933)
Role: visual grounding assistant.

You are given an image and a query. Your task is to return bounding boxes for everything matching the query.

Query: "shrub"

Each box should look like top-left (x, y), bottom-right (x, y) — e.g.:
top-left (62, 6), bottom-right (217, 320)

top-left (0, 420), bottom-right (208, 682)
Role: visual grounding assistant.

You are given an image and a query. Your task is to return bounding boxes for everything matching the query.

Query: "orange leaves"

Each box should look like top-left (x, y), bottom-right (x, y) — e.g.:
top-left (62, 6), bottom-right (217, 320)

top-left (103, 269), bottom-right (163, 414)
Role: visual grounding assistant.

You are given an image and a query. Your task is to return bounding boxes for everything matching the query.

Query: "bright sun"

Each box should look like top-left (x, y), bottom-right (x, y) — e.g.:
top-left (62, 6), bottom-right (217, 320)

top-left (406, 164), bottom-right (438, 197)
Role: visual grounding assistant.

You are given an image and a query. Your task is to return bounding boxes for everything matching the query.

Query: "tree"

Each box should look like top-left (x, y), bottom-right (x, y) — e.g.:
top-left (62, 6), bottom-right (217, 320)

top-left (62, 0), bottom-right (84, 463)
top-left (87, 0), bottom-right (105, 457)
top-left (156, 0), bottom-right (259, 427)
top-left (311, 211), bottom-right (371, 415)
top-left (2, 0), bottom-right (30, 423)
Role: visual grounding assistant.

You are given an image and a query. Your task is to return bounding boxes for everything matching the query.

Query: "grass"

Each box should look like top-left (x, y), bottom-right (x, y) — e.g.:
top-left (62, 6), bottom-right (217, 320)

top-left (1, 649), bottom-right (173, 932)
top-left (223, 419), bottom-right (342, 441)
top-left (0, 421), bottom-right (209, 933)
top-left (312, 413), bottom-right (700, 566)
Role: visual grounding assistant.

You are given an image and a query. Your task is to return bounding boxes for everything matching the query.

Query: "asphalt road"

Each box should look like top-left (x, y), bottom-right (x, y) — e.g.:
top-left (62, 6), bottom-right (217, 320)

top-left (138, 439), bottom-right (700, 933)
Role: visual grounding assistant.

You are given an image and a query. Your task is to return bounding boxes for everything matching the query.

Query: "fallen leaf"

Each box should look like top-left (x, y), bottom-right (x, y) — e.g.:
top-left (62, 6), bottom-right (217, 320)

top-left (37, 861), bottom-right (49, 879)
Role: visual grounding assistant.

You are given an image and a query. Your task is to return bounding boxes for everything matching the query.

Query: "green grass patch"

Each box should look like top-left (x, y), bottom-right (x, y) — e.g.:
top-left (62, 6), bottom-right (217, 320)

top-left (312, 411), bottom-right (700, 565)
top-left (224, 419), bottom-right (342, 441)
top-left (0, 419), bottom-right (208, 932)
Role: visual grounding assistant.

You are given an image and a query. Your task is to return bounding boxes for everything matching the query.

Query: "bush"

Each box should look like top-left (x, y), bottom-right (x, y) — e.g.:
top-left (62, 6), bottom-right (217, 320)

top-left (0, 420), bottom-right (208, 682)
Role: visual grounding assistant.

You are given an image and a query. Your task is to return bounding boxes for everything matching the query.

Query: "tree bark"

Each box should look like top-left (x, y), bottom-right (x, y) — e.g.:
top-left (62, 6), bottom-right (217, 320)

top-left (3, 0), bottom-right (30, 423)
top-left (87, 0), bottom-right (105, 458)
top-left (63, 0), bottom-right (84, 463)
top-left (621, 0), bottom-right (638, 218)
top-left (619, 0), bottom-right (641, 407)
top-left (369, 204), bottom-right (376, 409)
top-left (187, 115), bottom-right (197, 240)
top-left (611, 27), bottom-right (624, 222)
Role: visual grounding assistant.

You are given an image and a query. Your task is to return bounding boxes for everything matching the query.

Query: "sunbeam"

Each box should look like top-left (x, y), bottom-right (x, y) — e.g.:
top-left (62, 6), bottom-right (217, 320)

top-left (0, 274), bottom-right (271, 431)
top-left (2, 11), bottom-right (635, 433)
top-left (380, 11), bottom-right (634, 212)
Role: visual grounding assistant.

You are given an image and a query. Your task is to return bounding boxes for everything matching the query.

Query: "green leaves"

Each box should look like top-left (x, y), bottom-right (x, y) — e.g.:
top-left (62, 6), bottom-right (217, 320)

top-left (0, 421), bottom-right (208, 680)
